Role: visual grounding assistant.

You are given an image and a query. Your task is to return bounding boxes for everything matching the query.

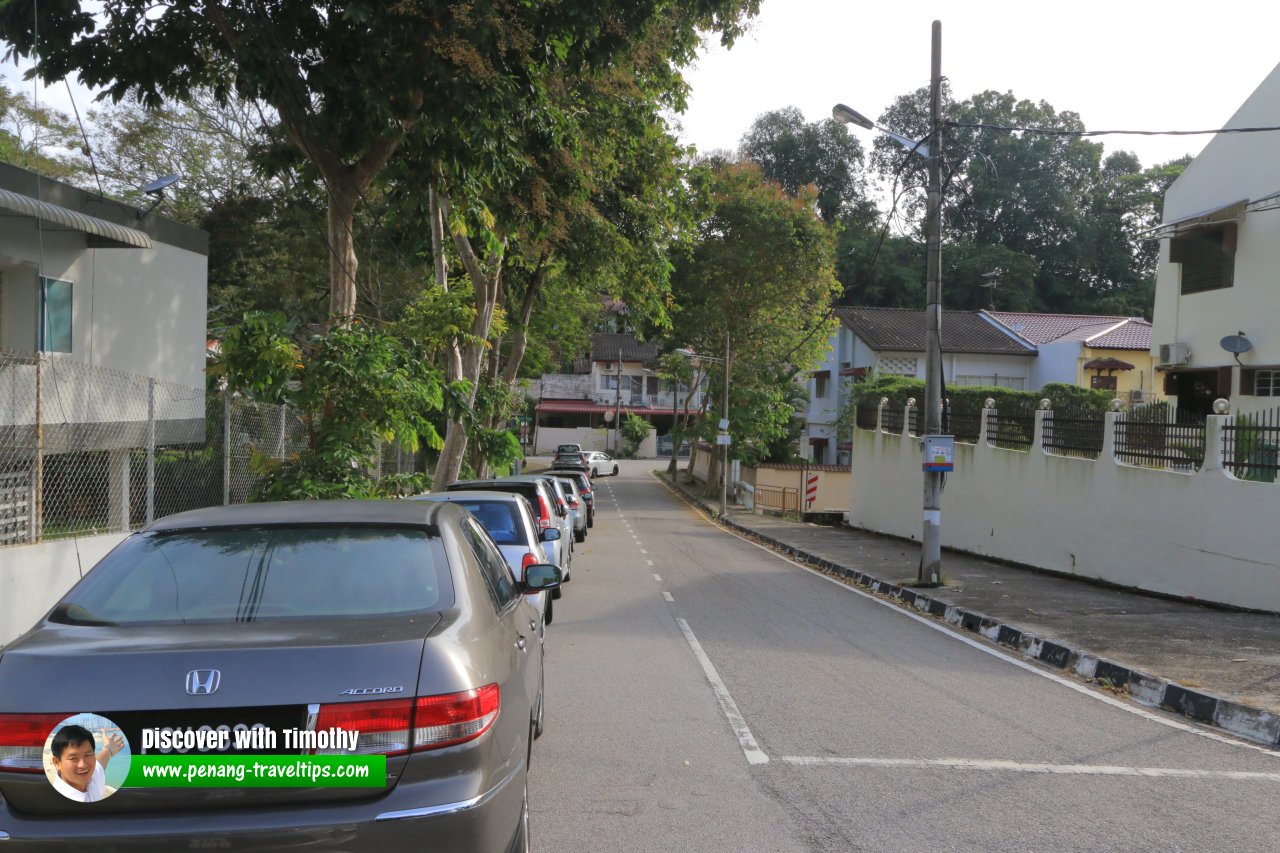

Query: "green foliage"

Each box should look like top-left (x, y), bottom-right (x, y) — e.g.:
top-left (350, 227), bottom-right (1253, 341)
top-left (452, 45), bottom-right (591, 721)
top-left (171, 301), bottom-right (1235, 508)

top-left (619, 414), bottom-right (653, 458)
top-left (0, 82), bottom-right (86, 182)
top-left (216, 310), bottom-right (445, 500)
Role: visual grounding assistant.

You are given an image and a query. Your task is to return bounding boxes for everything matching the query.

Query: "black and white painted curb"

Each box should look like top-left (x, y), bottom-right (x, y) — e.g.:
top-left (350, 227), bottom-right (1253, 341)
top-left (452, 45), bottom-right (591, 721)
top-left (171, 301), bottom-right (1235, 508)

top-left (656, 472), bottom-right (1280, 750)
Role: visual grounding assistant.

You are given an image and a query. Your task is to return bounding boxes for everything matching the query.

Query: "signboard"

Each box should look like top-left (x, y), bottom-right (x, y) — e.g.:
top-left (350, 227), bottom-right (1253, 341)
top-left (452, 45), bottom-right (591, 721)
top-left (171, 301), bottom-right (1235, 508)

top-left (921, 434), bottom-right (954, 472)
top-left (805, 472), bottom-right (819, 509)
top-left (715, 434), bottom-right (732, 446)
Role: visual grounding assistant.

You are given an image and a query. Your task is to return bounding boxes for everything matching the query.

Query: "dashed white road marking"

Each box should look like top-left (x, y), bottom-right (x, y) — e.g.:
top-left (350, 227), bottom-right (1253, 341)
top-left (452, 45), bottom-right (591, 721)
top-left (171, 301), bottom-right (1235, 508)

top-left (639, 549), bottom-right (648, 555)
top-left (645, 560), bottom-right (654, 566)
top-left (663, 591), bottom-right (675, 602)
top-left (653, 573), bottom-right (663, 582)
top-left (676, 617), bottom-right (768, 765)
top-left (780, 756), bottom-right (1280, 781)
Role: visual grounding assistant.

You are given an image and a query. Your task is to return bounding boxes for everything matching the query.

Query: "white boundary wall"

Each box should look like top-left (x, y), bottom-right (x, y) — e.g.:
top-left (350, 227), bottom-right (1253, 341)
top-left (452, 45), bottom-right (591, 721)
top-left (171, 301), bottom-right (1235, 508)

top-left (534, 425), bottom-right (657, 458)
top-left (0, 532), bottom-right (129, 646)
top-left (850, 409), bottom-right (1280, 612)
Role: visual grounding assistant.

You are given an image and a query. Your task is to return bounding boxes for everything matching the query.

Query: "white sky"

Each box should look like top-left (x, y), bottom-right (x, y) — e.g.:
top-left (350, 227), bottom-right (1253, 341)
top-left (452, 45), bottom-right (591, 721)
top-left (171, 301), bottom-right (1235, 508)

top-left (5, 1), bottom-right (1278, 177)
top-left (676, 0), bottom-right (1280, 170)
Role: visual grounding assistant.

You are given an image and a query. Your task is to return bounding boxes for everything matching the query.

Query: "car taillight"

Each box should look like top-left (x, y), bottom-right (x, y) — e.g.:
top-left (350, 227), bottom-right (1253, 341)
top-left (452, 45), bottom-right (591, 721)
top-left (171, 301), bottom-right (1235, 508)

top-left (0, 713), bottom-right (69, 773)
top-left (313, 699), bottom-right (414, 756)
top-left (568, 497), bottom-right (580, 508)
top-left (413, 684), bottom-right (500, 751)
top-left (521, 552), bottom-right (538, 574)
top-left (537, 495), bottom-right (553, 529)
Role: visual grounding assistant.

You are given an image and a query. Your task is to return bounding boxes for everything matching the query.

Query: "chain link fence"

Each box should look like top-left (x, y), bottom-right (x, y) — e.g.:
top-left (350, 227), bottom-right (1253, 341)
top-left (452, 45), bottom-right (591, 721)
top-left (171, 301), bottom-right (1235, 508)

top-left (0, 349), bottom-right (422, 547)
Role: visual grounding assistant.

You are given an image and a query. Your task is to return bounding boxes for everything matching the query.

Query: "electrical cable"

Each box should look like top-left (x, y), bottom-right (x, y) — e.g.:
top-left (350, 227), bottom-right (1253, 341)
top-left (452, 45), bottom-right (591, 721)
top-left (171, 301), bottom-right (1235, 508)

top-left (947, 121), bottom-right (1280, 138)
top-left (64, 78), bottom-right (104, 197)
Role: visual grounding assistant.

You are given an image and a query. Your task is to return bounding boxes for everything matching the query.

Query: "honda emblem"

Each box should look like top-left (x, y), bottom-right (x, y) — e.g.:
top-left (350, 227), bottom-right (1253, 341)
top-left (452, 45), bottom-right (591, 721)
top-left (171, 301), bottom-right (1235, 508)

top-left (185, 669), bottom-right (222, 695)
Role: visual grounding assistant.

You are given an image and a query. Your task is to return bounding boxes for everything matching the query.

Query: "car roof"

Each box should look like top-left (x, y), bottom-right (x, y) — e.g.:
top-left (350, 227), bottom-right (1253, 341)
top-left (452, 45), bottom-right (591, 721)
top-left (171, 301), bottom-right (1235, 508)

top-left (412, 490), bottom-right (531, 507)
top-left (144, 500), bottom-right (449, 533)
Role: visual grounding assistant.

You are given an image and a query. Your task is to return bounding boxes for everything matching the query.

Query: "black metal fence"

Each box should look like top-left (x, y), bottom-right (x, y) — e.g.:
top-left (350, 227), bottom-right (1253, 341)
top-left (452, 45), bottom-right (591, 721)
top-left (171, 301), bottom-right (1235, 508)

top-left (985, 404), bottom-right (1037, 451)
top-left (855, 404), bottom-right (878, 431)
top-left (1224, 406), bottom-right (1280, 482)
top-left (908, 406), bottom-right (919, 436)
top-left (1043, 404), bottom-right (1106, 460)
top-left (1115, 402), bottom-right (1205, 471)
top-left (881, 404), bottom-right (905, 434)
top-left (945, 400), bottom-right (983, 444)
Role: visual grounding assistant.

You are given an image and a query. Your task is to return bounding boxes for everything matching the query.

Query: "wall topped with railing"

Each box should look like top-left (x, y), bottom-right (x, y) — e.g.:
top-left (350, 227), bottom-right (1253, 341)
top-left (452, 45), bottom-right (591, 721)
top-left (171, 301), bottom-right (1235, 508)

top-left (850, 399), bottom-right (1280, 611)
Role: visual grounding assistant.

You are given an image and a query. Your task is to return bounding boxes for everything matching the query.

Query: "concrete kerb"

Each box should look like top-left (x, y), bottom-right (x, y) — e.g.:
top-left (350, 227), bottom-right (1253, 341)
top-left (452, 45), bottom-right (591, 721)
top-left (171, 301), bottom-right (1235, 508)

top-left (653, 471), bottom-right (1280, 750)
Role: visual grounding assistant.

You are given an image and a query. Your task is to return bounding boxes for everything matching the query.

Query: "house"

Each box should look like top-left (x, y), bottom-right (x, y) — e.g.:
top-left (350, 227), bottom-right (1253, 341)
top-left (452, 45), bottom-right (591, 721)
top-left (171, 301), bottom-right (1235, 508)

top-left (981, 311), bottom-right (1155, 401)
top-left (0, 162), bottom-right (208, 543)
top-left (804, 307), bottom-right (1037, 464)
top-left (533, 332), bottom-right (708, 453)
top-left (1149, 62), bottom-right (1280, 416)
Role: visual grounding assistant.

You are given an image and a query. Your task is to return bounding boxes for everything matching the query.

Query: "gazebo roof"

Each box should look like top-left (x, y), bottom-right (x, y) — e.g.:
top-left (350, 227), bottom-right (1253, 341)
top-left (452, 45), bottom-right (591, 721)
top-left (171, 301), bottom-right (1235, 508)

top-left (1083, 356), bottom-right (1135, 371)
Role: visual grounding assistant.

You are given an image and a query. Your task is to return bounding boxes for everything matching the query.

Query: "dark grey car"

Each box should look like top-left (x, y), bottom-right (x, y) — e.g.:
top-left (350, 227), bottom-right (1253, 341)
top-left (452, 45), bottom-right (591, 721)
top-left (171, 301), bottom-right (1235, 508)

top-left (0, 501), bottom-right (560, 851)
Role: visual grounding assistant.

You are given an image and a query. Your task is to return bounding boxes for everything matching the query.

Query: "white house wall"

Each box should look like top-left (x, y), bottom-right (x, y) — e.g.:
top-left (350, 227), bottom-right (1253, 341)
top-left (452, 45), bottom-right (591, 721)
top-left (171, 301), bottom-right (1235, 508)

top-left (1028, 341), bottom-right (1081, 388)
top-left (0, 221), bottom-right (207, 390)
top-left (1152, 61), bottom-right (1280, 371)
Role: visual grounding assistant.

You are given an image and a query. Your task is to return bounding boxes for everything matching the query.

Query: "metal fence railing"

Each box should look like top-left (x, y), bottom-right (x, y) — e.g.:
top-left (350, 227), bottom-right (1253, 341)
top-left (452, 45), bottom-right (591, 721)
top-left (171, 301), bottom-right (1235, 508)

top-left (1114, 402), bottom-right (1205, 471)
top-left (908, 406), bottom-right (919, 436)
top-left (855, 404), bottom-right (878, 431)
top-left (1224, 406), bottom-right (1280, 482)
top-left (945, 401), bottom-right (983, 444)
top-left (1043, 405), bottom-right (1106, 460)
top-left (985, 405), bottom-right (1037, 451)
top-left (755, 485), bottom-right (800, 514)
top-left (0, 350), bottom-right (422, 547)
top-left (881, 404), bottom-right (905, 435)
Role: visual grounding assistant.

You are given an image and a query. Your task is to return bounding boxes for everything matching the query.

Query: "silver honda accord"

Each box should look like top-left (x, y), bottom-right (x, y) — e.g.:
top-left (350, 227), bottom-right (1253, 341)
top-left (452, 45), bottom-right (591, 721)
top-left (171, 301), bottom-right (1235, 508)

top-left (0, 501), bottom-right (560, 851)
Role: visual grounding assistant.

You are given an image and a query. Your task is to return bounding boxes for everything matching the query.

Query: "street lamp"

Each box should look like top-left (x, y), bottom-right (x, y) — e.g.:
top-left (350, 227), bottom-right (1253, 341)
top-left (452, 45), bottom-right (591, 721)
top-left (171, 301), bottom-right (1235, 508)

top-left (833, 20), bottom-right (945, 586)
top-left (675, 333), bottom-right (732, 518)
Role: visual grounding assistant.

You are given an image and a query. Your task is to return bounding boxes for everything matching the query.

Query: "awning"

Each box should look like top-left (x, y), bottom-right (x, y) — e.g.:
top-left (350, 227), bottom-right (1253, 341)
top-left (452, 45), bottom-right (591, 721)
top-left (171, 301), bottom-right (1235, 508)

top-left (1142, 199), bottom-right (1247, 240)
top-left (811, 370), bottom-right (830, 379)
top-left (808, 437), bottom-right (829, 446)
top-left (0, 187), bottom-right (152, 249)
top-left (1247, 190), bottom-right (1280, 213)
top-left (1083, 357), bottom-right (1134, 371)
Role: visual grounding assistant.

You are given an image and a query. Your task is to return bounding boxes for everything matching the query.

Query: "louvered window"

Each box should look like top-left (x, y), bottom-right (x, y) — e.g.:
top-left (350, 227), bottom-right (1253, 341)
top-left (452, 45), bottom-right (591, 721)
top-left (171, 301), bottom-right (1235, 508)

top-left (1170, 223), bottom-right (1235, 295)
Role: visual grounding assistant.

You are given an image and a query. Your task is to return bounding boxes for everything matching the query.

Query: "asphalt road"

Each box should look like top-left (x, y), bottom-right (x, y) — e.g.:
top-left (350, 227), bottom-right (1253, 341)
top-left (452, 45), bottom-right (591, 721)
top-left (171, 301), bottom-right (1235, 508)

top-left (532, 461), bottom-right (1280, 852)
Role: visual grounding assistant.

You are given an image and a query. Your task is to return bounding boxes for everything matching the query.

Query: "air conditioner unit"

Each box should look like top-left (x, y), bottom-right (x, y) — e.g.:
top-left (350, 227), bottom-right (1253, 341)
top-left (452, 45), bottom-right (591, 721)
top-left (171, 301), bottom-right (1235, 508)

top-left (1129, 389), bottom-right (1145, 403)
top-left (1158, 343), bottom-right (1191, 366)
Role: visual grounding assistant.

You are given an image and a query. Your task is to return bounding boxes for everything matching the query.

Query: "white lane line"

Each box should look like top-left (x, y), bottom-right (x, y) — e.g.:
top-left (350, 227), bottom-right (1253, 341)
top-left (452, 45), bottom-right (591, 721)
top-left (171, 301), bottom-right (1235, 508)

top-left (682, 502), bottom-right (1280, 759)
top-left (663, 591), bottom-right (674, 602)
top-left (780, 756), bottom-right (1280, 781)
top-left (676, 617), bottom-right (769, 765)
top-left (653, 573), bottom-right (663, 582)
top-left (639, 549), bottom-right (648, 554)
top-left (646, 560), bottom-right (654, 566)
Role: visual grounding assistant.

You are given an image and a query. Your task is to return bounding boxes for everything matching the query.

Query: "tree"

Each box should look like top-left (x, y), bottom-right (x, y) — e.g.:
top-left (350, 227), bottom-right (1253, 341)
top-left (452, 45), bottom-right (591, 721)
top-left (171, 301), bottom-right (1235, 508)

top-left (2, 0), bottom-right (760, 325)
top-left (0, 81), bottom-right (85, 181)
top-left (738, 106), bottom-right (872, 224)
top-left (669, 161), bottom-right (840, 491)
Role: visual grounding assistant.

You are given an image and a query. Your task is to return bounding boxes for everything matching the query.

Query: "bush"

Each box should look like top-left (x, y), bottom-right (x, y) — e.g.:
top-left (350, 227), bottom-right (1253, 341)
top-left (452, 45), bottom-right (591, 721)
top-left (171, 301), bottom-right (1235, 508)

top-left (620, 414), bottom-right (653, 458)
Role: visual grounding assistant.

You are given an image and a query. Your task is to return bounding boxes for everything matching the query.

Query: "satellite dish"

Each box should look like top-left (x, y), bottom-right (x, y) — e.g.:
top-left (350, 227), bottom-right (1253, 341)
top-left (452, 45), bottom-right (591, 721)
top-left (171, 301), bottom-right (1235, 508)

top-left (143, 174), bottom-right (181, 196)
top-left (1220, 333), bottom-right (1253, 355)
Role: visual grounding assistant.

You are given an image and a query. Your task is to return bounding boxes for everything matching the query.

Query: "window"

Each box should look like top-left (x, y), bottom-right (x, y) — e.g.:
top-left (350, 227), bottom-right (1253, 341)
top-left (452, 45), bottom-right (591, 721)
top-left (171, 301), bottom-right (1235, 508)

top-left (462, 519), bottom-right (519, 610)
top-left (955, 375), bottom-right (1025, 390)
top-left (814, 375), bottom-right (828, 398)
top-left (38, 276), bottom-right (72, 353)
top-left (628, 375), bottom-right (644, 396)
top-left (601, 374), bottom-right (619, 391)
top-left (1171, 223), bottom-right (1235, 295)
top-left (1247, 369), bottom-right (1280, 397)
top-left (1091, 376), bottom-right (1118, 391)
top-left (878, 356), bottom-right (917, 376)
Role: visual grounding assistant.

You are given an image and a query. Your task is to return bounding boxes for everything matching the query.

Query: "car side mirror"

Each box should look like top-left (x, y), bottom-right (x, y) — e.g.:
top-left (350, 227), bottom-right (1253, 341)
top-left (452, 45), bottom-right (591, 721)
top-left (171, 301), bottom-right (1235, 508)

top-left (522, 564), bottom-right (563, 592)
top-left (541, 527), bottom-right (561, 542)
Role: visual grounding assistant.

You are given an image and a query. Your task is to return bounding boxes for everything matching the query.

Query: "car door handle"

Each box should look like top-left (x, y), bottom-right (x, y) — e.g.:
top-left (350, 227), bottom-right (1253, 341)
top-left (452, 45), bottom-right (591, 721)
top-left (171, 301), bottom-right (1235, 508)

top-left (516, 634), bottom-right (528, 651)
top-left (529, 619), bottom-right (538, 632)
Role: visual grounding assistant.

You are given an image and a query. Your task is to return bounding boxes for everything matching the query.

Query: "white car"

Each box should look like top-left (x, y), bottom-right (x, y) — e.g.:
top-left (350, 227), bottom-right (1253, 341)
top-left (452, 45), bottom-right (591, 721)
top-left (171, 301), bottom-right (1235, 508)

top-left (411, 490), bottom-right (560, 624)
top-left (584, 451), bottom-right (620, 478)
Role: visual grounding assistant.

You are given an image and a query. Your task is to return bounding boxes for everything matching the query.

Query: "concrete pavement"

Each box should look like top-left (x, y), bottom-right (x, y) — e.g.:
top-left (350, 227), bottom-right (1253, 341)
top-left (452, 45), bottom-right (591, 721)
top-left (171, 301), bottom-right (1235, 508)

top-left (661, 468), bottom-right (1280, 747)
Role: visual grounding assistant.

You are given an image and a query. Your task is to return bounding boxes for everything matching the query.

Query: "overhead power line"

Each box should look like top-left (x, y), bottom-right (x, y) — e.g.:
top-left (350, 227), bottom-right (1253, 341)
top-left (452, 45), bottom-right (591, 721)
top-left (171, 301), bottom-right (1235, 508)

top-left (947, 122), bottom-right (1280, 138)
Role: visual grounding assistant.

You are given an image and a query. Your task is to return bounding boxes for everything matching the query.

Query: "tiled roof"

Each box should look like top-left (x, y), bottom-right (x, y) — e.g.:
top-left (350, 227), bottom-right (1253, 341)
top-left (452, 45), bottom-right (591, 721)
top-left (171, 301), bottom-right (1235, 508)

top-left (833, 307), bottom-right (1034, 355)
top-left (1085, 319), bottom-right (1152, 350)
top-left (589, 333), bottom-right (660, 364)
top-left (985, 311), bottom-right (1123, 343)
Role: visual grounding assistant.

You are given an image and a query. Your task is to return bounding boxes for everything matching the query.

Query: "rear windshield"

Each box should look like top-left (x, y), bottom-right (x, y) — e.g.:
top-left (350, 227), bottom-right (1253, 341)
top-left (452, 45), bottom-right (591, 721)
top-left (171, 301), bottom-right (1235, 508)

top-left (53, 527), bottom-right (453, 625)
top-left (450, 501), bottom-right (525, 545)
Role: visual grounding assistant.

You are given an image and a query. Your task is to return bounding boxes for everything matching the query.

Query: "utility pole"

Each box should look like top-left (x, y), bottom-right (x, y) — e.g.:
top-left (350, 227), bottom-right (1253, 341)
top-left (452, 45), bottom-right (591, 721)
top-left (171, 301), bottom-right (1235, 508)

top-left (614, 348), bottom-right (622, 453)
top-left (920, 19), bottom-right (944, 585)
top-left (720, 331), bottom-right (731, 518)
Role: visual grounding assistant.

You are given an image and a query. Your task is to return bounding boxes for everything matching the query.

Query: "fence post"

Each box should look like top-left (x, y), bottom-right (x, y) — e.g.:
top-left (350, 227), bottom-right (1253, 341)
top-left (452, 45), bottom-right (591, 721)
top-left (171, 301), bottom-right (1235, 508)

top-left (1202, 414), bottom-right (1227, 472)
top-left (1102, 410), bottom-right (1121, 461)
top-left (222, 392), bottom-right (231, 505)
top-left (1033, 400), bottom-right (1050, 453)
top-left (33, 353), bottom-right (43, 544)
top-left (979, 403), bottom-right (993, 446)
top-left (876, 397), bottom-right (887, 433)
top-left (146, 377), bottom-right (156, 524)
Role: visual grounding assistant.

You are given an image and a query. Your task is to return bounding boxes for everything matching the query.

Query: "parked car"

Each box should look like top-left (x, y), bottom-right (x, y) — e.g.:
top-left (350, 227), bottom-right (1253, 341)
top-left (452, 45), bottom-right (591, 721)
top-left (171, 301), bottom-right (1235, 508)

top-left (549, 470), bottom-right (594, 528)
top-left (504, 475), bottom-right (576, 559)
top-left (411, 490), bottom-right (559, 625)
top-left (448, 478), bottom-right (573, 584)
top-left (0, 501), bottom-right (560, 851)
top-left (584, 451), bottom-right (620, 477)
top-left (547, 476), bottom-right (587, 543)
top-left (551, 451), bottom-right (589, 471)
top-left (554, 443), bottom-right (583, 455)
